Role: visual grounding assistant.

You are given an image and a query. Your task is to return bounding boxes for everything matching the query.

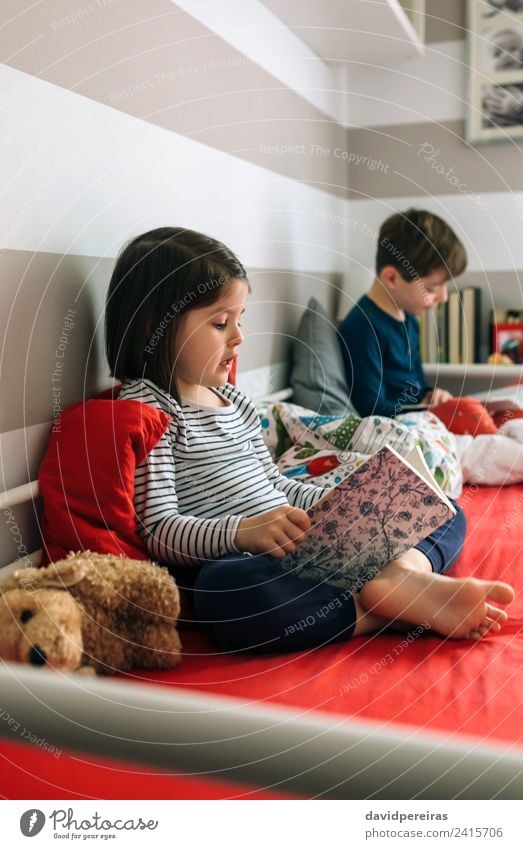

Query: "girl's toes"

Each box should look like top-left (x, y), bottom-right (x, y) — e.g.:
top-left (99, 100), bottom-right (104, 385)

top-left (471, 618), bottom-right (502, 639)
top-left (485, 604), bottom-right (508, 623)
top-left (487, 582), bottom-right (515, 605)
top-left (469, 618), bottom-right (496, 639)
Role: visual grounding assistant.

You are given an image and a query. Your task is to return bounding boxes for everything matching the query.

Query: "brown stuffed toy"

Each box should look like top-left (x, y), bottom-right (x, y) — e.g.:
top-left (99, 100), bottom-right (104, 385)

top-left (0, 551), bottom-right (182, 674)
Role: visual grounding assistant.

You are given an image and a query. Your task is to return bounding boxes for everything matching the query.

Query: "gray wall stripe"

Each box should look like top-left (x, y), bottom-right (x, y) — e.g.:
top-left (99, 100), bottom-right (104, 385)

top-left (345, 119), bottom-right (523, 201)
top-left (0, 248), bottom-right (341, 433)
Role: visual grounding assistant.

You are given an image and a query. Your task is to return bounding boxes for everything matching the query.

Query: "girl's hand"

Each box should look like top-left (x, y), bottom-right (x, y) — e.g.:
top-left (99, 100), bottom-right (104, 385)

top-left (235, 506), bottom-right (311, 558)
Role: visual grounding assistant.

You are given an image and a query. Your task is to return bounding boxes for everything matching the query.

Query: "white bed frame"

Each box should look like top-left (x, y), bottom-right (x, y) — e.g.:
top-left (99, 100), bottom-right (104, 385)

top-left (1, 388), bottom-right (522, 799)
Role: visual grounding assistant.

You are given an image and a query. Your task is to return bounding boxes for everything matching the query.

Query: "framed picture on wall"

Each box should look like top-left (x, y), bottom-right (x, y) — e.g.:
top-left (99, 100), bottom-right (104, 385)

top-left (467, 0), bottom-right (523, 142)
top-left (492, 322), bottom-right (523, 362)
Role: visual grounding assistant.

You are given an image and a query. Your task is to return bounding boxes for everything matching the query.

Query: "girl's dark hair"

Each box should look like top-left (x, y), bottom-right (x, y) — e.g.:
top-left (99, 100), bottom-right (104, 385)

top-left (375, 208), bottom-right (467, 281)
top-left (105, 227), bottom-right (248, 398)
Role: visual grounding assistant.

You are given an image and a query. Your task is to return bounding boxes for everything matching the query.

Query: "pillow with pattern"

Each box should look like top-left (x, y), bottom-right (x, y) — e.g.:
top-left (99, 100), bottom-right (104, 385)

top-left (257, 401), bottom-right (462, 498)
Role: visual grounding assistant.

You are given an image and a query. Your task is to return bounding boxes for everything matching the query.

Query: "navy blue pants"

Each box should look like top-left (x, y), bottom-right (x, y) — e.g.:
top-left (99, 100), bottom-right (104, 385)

top-left (192, 502), bottom-right (466, 654)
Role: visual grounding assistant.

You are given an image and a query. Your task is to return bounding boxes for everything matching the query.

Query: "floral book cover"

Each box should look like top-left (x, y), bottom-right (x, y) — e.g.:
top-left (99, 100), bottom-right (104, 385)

top-left (280, 446), bottom-right (455, 590)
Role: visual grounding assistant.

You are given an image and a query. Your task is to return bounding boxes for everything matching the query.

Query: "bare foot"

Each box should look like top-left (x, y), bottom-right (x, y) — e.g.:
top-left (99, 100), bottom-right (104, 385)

top-left (359, 560), bottom-right (515, 640)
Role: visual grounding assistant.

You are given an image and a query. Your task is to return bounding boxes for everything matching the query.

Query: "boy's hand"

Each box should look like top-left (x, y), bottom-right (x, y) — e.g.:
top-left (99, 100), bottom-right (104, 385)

top-left (235, 506), bottom-right (311, 558)
top-left (423, 388), bottom-right (454, 407)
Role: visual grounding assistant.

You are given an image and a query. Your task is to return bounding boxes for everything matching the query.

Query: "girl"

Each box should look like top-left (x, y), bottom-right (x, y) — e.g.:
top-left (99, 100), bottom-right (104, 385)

top-left (105, 227), bottom-right (514, 652)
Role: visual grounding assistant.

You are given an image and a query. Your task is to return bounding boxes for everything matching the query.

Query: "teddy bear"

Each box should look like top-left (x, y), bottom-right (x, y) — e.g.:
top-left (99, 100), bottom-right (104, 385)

top-left (0, 551), bottom-right (182, 674)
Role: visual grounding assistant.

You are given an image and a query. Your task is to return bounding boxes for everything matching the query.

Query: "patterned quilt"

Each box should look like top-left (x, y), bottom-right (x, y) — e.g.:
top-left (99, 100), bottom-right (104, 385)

top-left (257, 401), bottom-right (463, 498)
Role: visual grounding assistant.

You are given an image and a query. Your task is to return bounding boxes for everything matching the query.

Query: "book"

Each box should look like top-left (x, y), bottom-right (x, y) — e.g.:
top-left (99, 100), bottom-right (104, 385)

top-left (420, 308), bottom-right (441, 364)
top-left (280, 445), bottom-right (456, 589)
top-left (418, 311), bottom-right (428, 362)
top-left (470, 383), bottom-right (523, 413)
top-left (447, 290), bottom-right (462, 364)
top-left (461, 286), bottom-right (482, 364)
top-left (419, 312), bottom-right (427, 362)
top-left (425, 309), bottom-right (439, 364)
top-left (436, 302), bottom-right (448, 363)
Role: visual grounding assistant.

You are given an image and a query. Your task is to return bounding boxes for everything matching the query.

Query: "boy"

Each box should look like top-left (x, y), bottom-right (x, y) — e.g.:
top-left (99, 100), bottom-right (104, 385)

top-left (338, 208), bottom-right (466, 418)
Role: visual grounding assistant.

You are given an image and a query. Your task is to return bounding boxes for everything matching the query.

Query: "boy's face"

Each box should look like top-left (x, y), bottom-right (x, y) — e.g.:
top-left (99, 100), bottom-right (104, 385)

top-left (382, 266), bottom-right (449, 315)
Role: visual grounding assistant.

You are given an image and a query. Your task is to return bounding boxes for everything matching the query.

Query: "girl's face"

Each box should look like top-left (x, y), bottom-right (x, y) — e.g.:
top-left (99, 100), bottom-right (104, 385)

top-left (173, 278), bottom-right (248, 401)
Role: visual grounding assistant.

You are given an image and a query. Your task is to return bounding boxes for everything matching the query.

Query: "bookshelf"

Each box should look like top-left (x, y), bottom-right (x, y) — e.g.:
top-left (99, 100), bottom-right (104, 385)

top-left (420, 292), bottom-right (523, 371)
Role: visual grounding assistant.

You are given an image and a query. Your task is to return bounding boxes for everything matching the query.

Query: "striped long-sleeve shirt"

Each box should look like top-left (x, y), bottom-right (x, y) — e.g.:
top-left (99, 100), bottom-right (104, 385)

top-left (119, 379), bottom-right (326, 567)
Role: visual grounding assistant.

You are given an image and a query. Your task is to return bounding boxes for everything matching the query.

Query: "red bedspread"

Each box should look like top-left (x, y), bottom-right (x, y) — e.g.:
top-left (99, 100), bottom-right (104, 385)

top-left (130, 484), bottom-right (523, 746)
top-left (2, 485), bottom-right (522, 798)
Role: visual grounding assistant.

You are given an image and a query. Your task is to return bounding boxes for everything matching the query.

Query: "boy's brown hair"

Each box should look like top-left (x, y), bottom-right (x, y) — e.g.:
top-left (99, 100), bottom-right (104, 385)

top-left (375, 208), bottom-right (467, 281)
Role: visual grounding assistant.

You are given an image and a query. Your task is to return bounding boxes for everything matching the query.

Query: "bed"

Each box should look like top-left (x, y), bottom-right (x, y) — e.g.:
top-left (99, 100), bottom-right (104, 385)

top-left (0, 385), bottom-right (522, 801)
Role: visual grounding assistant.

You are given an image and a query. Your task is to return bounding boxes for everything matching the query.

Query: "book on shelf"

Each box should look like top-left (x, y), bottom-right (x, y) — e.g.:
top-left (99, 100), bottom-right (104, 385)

top-left (461, 286), bottom-right (482, 365)
top-left (423, 287), bottom-right (481, 365)
top-left (419, 306), bottom-right (445, 363)
top-left (436, 301), bottom-right (448, 363)
top-left (447, 290), bottom-right (461, 364)
top-left (279, 445), bottom-right (456, 589)
top-left (419, 311), bottom-right (427, 361)
top-left (426, 310), bottom-right (438, 364)
top-left (424, 310), bottom-right (439, 364)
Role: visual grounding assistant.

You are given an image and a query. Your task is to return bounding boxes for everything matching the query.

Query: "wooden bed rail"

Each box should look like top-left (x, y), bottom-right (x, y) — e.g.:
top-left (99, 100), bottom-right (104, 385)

top-left (0, 665), bottom-right (522, 799)
top-left (0, 480), bottom-right (42, 574)
top-left (0, 479), bottom-right (39, 511)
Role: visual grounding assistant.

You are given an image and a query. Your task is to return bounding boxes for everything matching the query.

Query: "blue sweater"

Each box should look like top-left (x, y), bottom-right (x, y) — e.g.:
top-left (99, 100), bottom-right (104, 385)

top-left (338, 295), bottom-right (430, 417)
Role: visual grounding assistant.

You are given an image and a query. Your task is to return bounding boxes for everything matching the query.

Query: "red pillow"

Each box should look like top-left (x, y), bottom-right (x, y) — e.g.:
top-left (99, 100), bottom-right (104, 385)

top-left (39, 398), bottom-right (171, 565)
top-left (430, 397), bottom-right (498, 436)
